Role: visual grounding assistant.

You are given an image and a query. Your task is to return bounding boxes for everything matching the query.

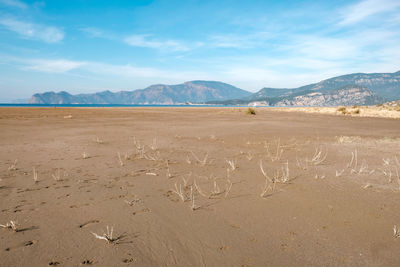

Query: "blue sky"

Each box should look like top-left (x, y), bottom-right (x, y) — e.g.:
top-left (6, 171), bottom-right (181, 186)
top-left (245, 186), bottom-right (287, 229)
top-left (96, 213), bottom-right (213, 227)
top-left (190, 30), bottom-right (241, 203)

top-left (0, 0), bottom-right (399, 101)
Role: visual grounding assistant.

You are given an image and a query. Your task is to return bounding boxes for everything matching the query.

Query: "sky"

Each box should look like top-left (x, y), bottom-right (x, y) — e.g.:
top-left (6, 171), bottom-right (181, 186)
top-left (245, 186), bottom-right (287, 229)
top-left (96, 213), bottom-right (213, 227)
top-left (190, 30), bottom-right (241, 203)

top-left (0, 0), bottom-right (399, 102)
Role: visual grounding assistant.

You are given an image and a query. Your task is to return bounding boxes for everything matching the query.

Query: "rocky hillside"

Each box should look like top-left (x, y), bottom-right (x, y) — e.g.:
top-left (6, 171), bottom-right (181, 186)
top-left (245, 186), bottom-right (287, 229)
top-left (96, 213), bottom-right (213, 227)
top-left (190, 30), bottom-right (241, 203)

top-left (28, 81), bottom-right (251, 104)
top-left (210, 71), bottom-right (399, 106)
top-left (275, 86), bottom-right (382, 106)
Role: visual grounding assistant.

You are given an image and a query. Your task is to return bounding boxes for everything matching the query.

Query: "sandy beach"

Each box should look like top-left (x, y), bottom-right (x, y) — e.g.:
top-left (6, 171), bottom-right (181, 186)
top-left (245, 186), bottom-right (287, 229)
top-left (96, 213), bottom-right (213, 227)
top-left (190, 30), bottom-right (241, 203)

top-left (1, 107), bottom-right (400, 266)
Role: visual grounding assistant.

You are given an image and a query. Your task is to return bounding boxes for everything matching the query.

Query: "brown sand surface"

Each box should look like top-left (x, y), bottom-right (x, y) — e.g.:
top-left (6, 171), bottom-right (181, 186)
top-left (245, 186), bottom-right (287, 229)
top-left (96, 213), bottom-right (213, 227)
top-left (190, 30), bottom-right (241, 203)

top-left (1, 107), bottom-right (400, 266)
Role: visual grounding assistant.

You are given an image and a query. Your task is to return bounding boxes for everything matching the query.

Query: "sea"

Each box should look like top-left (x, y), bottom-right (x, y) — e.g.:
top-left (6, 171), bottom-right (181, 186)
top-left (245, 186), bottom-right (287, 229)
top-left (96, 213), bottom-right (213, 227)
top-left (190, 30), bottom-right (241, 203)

top-left (0, 104), bottom-right (235, 107)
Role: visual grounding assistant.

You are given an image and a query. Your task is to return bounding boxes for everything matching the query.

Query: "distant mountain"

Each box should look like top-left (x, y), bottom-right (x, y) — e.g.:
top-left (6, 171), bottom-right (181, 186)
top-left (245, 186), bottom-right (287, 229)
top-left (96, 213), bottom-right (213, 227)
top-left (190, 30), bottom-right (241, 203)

top-left (210, 71), bottom-right (399, 106)
top-left (28, 71), bottom-right (399, 106)
top-left (28, 81), bottom-right (251, 104)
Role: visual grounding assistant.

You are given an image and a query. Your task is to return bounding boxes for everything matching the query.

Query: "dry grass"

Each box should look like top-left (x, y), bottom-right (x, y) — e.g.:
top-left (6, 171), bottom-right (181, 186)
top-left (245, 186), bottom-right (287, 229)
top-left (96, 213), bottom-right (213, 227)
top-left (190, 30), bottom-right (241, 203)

top-left (8, 159), bottom-right (18, 171)
top-left (32, 167), bottom-right (38, 183)
top-left (92, 226), bottom-right (123, 244)
top-left (0, 221), bottom-right (18, 232)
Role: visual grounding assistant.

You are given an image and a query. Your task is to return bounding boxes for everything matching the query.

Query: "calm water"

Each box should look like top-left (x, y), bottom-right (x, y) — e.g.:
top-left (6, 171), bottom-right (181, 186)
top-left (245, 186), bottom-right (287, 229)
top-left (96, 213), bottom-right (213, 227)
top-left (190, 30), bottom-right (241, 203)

top-left (0, 103), bottom-right (244, 107)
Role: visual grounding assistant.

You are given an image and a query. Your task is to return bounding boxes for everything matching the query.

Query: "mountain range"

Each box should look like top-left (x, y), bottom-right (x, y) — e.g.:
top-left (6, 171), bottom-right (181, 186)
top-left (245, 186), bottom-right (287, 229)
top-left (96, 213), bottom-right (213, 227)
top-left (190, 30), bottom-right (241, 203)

top-left (28, 71), bottom-right (400, 106)
top-left (28, 81), bottom-right (251, 105)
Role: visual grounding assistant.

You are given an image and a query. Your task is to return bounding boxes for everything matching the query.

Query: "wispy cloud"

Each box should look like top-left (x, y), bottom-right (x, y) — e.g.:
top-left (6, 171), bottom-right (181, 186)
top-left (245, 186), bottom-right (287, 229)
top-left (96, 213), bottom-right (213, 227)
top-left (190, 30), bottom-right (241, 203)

top-left (0, 0), bottom-right (27, 9)
top-left (23, 59), bottom-right (86, 73)
top-left (124, 34), bottom-right (190, 51)
top-left (208, 31), bottom-right (272, 49)
top-left (209, 34), bottom-right (253, 49)
top-left (0, 17), bottom-right (64, 43)
top-left (85, 62), bottom-right (208, 82)
top-left (339, 0), bottom-right (400, 25)
top-left (79, 27), bottom-right (113, 39)
top-left (289, 36), bottom-right (357, 60)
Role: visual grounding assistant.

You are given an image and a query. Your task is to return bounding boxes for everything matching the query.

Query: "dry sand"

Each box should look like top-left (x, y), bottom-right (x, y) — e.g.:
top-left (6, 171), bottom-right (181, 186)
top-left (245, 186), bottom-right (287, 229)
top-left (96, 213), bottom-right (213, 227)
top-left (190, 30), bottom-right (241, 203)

top-left (1, 107), bottom-right (400, 266)
top-left (270, 105), bottom-right (400, 119)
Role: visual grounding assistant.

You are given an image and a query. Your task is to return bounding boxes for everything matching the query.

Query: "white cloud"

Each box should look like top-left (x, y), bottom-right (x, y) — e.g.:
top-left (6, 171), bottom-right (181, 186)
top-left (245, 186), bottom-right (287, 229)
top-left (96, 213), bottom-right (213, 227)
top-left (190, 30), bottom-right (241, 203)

top-left (339, 0), bottom-right (400, 25)
top-left (0, 0), bottom-right (27, 9)
top-left (24, 59), bottom-right (86, 73)
top-left (124, 35), bottom-right (189, 51)
top-left (85, 62), bottom-right (208, 82)
top-left (79, 27), bottom-right (112, 39)
top-left (209, 34), bottom-right (252, 49)
top-left (208, 31), bottom-right (272, 49)
top-left (0, 17), bottom-right (64, 43)
top-left (290, 36), bottom-right (357, 60)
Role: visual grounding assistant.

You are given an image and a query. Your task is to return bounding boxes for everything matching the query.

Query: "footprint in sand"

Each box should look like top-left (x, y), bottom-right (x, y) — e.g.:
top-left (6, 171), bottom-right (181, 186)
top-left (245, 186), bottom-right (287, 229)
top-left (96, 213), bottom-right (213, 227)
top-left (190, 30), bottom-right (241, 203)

top-left (81, 259), bottom-right (94, 265)
top-left (164, 190), bottom-right (179, 202)
top-left (5, 240), bottom-right (36, 251)
top-left (133, 208), bottom-right (151, 215)
top-left (219, 245), bottom-right (229, 252)
top-left (122, 258), bottom-right (136, 263)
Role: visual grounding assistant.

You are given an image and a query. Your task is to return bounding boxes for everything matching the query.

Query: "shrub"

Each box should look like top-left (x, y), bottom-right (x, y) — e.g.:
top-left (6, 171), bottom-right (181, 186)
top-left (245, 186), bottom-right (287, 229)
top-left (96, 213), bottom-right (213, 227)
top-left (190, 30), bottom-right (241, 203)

top-left (246, 107), bottom-right (256, 115)
top-left (337, 107), bottom-right (347, 114)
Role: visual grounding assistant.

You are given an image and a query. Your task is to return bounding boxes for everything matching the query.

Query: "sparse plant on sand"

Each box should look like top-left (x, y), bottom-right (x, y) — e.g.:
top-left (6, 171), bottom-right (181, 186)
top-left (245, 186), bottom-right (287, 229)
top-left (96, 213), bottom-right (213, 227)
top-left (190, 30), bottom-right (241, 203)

top-left (394, 225), bottom-right (400, 238)
top-left (259, 160), bottom-right (276, 197)
top-left (166, 167), bottom-right (172, 179)
top-left (307, 147), bottom-right (328, 165)
top-left (296, 156), bottom-right (308, 170)
top-left (117, 152), bottom-right (124, 166)
top-left (190, 186), bottom-right (199, 211)
top-left (8, 159), bottom-right (18, 171)
top-left (210, 180), bottom-right (222, 196)
top-left (260, 178), bottom-right (273, 198)
top-left (92, 226), bottom-right (121, 244)
top-left (82, 152), bottom-right (90, 159)
top-left (246, 152), bottom-right (253, 161)
top-left (144, 151), bottom-right (160, 161)
top-left (347, 149), bottom-right (358, 171)
top-left (363, 183), bottom-right (372, 189)
top-left (347, 150), bottom-right (374, 175)
top-left (33, 167), bottom-right (38, 183)
top-left (193, 179), bottom-right (209, 198)
top-left (280, 161), bottom-right (290, 183)
top-left (190, 151), bottom-right (209, 166)
top-left (165, 160), bottom-right (173, 178)
top-left (132, 136), bottom-right (143, 150)
top-left (260, 159), bottom-right (290, 184)
top-left (226, 159), bottom-right (237, 171)
top-left (52, 168), bottom-right (62, 181)
top-left (124, 152), bottom-right (132, 160)
top-left (150, 138), bottom-right (158, 151)
top-left (265, 139), bottom-right (284, 162)
top-left (182, 172), bottom-right (192, 188)
top-left (383, 158), bottom-right (391, 165)
top-left (94, 136), bottom-right (103, 144)
top-left (225, 179), bottom-right (233, 198)
top-left (0, 220), bottom-right (18, 232)
top-left (172, 182), bottom-right (186, 202)
top-left (394, 166), bottom-right (400, 190)
top-left (246, 107), bottom-right (256, 115)
top-left (356, 159), bottom-right (375, 175)
top-left (335, 169), bottom-right (345, 177)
